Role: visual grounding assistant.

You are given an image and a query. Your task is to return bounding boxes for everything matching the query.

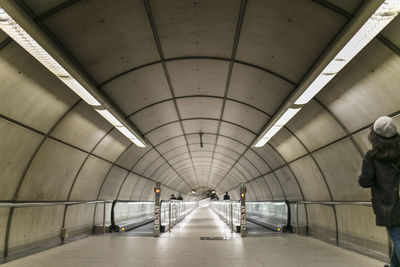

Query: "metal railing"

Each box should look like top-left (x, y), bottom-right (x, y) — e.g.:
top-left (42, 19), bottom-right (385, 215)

top-left (0, 200), bottom-right (113, 234)
top-left (210, 200), bottom-right (241, 232)
top-left (290, 200), bottom-right (372, 235)
top-left (161, 200), bottom-right (198, 232)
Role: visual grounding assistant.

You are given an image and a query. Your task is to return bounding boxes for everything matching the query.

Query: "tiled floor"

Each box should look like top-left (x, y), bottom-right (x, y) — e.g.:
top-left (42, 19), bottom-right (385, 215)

top-left (2, 206), bottom-right (385, 267)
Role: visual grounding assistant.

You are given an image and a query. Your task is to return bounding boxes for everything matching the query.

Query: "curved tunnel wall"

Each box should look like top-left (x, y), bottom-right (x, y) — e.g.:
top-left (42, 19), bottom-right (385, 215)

top-left (0, 0), bottom-right (399, 260)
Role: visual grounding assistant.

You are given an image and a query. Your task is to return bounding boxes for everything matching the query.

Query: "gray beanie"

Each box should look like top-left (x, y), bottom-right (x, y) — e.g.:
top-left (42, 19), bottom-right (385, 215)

top-left (373, 116), bottom-right (398, 138)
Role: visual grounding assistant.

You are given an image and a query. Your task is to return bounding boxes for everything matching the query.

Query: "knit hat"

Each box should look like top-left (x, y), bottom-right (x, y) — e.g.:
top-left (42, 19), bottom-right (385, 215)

top-left (373, 116), bottom-right (398, 138)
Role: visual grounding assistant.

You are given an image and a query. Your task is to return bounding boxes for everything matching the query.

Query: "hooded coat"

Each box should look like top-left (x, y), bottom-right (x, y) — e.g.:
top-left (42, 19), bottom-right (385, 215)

top-left (359, 150), bottom-right (400, 227)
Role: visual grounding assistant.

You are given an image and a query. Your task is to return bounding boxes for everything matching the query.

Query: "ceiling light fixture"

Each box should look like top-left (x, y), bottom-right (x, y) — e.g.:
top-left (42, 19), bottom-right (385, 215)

top-left (254, 0), bottom-right (400, 148)
top-left (95, 109), bottom-right (123, 127)
top-left (295, 0), bottom-right (400, 105)
top-left (0, 4), bottom-right (146, 147)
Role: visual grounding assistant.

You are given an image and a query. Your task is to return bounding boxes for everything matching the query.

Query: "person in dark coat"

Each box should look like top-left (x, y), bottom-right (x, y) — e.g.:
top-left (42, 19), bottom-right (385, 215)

top-left (359, 116), bottom-right (400, 267)
top-left (177, 194), bottom-right (183, 200)
top-left (223, 192), bottom-right (230, 200)
top-left (170, 194), bottom-right (177, 200)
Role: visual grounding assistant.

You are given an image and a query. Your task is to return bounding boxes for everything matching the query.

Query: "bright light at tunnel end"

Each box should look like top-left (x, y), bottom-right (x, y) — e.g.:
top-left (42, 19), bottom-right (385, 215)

top-left (255, 0), bottom-right (400, 148)
top-left (0, 7), bottom-right (146, 148)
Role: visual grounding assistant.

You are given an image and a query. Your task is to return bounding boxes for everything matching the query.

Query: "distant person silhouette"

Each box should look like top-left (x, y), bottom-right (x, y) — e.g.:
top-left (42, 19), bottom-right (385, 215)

top-left (177, 194), bottom-right (183, 200)
top-left (223, 192), bottom-right (230, 200)
top-left (170, 194), bottom-right (177, 200)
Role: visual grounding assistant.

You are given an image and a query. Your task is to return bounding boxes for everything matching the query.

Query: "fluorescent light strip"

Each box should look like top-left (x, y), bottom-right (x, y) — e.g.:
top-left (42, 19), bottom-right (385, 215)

top-left (255, 108), bottom-right (301, 147)
top-left (95, 109), bottom-right (122, 127)
top-left (294, 0), bottom-right (400, 105)
top-left (275, 108), bottom-right (302, 127)
top-left (0, 8), bottom-right (146, 147)
top-left (0, 8), bottom-right (101, 106)
top-left (116, 126), bottom-right (145, 147)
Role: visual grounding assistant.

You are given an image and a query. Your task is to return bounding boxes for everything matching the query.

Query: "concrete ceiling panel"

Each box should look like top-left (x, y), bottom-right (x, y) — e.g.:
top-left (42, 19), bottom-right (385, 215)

top-left (228, 63), bottom-right (294, 114)
top-left (214, 146), bottom-right (240, 161)
top-left (209, 161), bottom-right (231, 173)
top-left (0, 120), bottom-right (43, 200)
top-left (255, 178), bottom-right (273, 200)
top-left (274, 166), bottom-right (303, 201)
top-left (150, 0), bottom-right (241, 58)
top-left (43, 0), bottom-right (159, 83)
top-left (264, 174), bottom-right (285, 200)
top-left (325, 0), bottom-right (362, 14)
top-left (177, 97), bottom-right (223, 119)
top-left (213, 153), bottom-right (237, 165)
top-left (103, 64), bottom-right (172, 115)
top-left (132, 149), bottom-right (159, 174)
top-left (312, 139), bottom-right (368, 201)
top-left (23, 0), bottom-right (68, 16)
top-left (192, 158), bottom-right (212, 164)
top-left (139, 181), bottom-right (154, 200)
top-left (145, 122), bottom-right (184, 145)
top-left (164, 146), bottom-right (189, 160)
top-left (18, 139), bottom-right (87, 200)
top-left (167, 153), bottom-right (190, 165)
top-left (186, 133), bottom-right (216, 145)
top-left (219, 122), bottom-right (255, 146)
top-left (182, 119), bottom-right (219, 134)
top-left (99, 166), bottom-right (129, 200)
top-left (216, 136), bottom-right (246, 155)
top-left (69, 156), bottom-right (112, 201)
top-left (92, 129), bottom-right (131, 162)
top-left (52, 102), bottom-right (112, 151)
top-left (0, 29), bottom-right (8, 43)
top-left (189, 143), bottom-right (214, 153)
top-left (236, 0), bottom-right (346, 82)
top-left (306, 204), bottom-right (336, 242)
top-left (189, 152), bottom-right (214, 163)
top-left (252, 145), bottom-right (285, 170)
top-left (156, 136), bottom-right (186, 154)
top-left (382, 16), bottom-right (400, 48)
top-left (238, 157), bottom-right (259, 178)
top-left (64, 203), bottom-right (96, 237)
top-left (173, 161), bottom-right (193, 172)
top-left (130, 178), bottom-right (148, 200)
top-left (157, 168), bottom-right (175, 182)
top-left (222, 100), bottom-right (268, 133)
top-left (131, 100), bottom-right (179, 133)
top-left (115, 145), bottom-right (151, 170)
top-left (243, 150), bottom-right (271, 174)
top-left (143, 158), bottom-right (167, 178)
top-left (317, 40), bottom-right (400, 132)
top-left (0, 43), bottom-right (78, 133)
top-left (168, 59), bottom-right (229, 97)
top-left (269, 128), bottom-right (308, 162)
top-left (230, 163), bottom-right (251, 181)
top-left (287, 100), bottom-right (347, 151)
top-left (150, 163), bottom-right (171, 181)
top-left (289, 156), bottom-right (331, 201)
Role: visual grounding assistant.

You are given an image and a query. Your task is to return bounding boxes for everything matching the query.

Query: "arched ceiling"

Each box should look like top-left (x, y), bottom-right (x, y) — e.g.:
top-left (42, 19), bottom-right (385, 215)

top-left (1, 0), bottom-right (399, 198)
top-left (0, 0), bottom-right (371, 194)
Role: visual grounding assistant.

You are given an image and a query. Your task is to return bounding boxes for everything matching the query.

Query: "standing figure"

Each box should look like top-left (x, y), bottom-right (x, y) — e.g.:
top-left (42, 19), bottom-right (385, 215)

top-left (359, 116), bottom-right (400, 267)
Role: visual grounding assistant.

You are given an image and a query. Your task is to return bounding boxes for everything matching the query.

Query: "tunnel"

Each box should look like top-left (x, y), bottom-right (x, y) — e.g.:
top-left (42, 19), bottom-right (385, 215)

top-left (0, 0), bottom-right (400, 266)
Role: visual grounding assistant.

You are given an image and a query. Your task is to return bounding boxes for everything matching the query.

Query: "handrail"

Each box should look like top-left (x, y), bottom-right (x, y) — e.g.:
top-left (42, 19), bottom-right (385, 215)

top-left (292, 201), bottom-right (372, 206)
top-left (0, 200), bottom-right (113, 208)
